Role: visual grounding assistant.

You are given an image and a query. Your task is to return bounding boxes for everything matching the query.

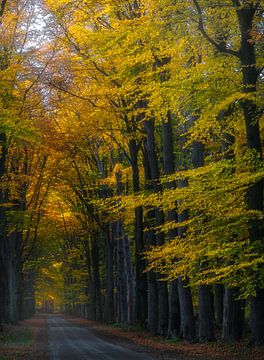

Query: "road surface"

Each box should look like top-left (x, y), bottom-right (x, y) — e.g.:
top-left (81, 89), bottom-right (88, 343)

top-left (48, 316), bottom-right (154, 360)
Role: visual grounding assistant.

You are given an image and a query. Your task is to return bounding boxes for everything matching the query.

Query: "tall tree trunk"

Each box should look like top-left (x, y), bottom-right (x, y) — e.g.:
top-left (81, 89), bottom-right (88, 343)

top-left (116, 221), bottom-right (128, 324)
top-left (129, 138), bottom-right (147, 327)
top-left (144, 119), bottom-right (169, 336)
top-left (198, 285), bottom-right (215, 341)
top-left (222, 287), bottom-right (244, 341)
top-left (176, 122), bottom-right (196, 341)
top-left (103, 224), bottom-right (115, 323)
top-left (0, 133), bottom-right (8, 327)
top-left (235, 4), bottom-right (264, 345)
top-left (222, 130), bottom-right (244, 342)
top-left (91, 234), bottom-right (102, 321)
top-left (124, 235), bottom-right (134, 325)
top-left (177, 181), bottom-right (196, 341)
top-left (178, 277), bottom-right (195, 341)
top-left (143, 140), bottom-right (158, 333)
top-left (192, 140), bottom-right (215, 341)
top-left (214, 284), bottom-right (224, 328)
top-left (162, 114), bottom-right (181, 338)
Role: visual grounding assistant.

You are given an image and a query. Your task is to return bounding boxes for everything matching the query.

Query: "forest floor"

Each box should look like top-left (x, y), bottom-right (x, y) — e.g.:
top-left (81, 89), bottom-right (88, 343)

top-left (0, 314), bottom-right (264, 360)
top-left (67, 316), bottom-right (264, 360)
top-left (0, 315), bottom-right (48, 360)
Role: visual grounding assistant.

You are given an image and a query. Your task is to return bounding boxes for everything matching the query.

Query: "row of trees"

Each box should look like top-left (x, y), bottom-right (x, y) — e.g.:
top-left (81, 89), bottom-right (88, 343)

top-left (0, 0), bottom-right (263, 347)
top-left (0, 0), bottom-right (57, 325)
top-left (41, 0), bottom-right (263, 345)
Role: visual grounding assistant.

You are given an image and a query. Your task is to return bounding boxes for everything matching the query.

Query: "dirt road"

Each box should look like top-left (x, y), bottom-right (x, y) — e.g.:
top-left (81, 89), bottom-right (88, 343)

top-left (48, 316), bottom-right (153, 360)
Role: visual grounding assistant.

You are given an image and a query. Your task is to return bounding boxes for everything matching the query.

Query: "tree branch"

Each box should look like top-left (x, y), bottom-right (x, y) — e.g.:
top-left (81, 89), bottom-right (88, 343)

top-left (0, 0), bottom-right (7, 18)
top-left (232, 0), bottom-right (241, 8)
top-left (193, 0), bottom-right (240, 58)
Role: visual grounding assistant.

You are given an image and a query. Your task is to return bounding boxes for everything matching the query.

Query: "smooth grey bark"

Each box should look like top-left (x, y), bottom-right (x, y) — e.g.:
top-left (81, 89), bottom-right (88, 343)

top-left (128, 138), bottom-right (147, 326)
top-left (0, 133), bottom-right (8, 327)
top-left (0, 142), bottom-right (27, 324)
top-left (168, 281), bottom-right (180, 338)
top-left (177, 179), bottom-right (195, 341)
top-left (91, 234), bottom-right (102, 321)
top-left (83, 235), bottom-right (94, 320)
top-left (103, 224), bottom-right (115, 323)
top-left (198, 285), bottom-right (215, 341)
top-left (222, 287), bottom-right (244, 341)
top-left (143, 140), bottom-right (158, 333)
top-left (124, 235), bottom-right (134, 325)
top-left (162, 114), bottom-right (181, 338)
top-left (214, 284), bottom-right (224, 328)
top-left (116, 220), bottom-right (128, 324)
top-left (178, 277), bottom-right (195, 341)
top-left (191, 140), bottom-right (215, 341)
top-left (144, 119), bottom-right (169, 336)
top-left (235, 4), bottom-right (264, 345)
top-left (221, 114), bottom-right (245, 342)
top-left (21, 270), bottom-right (36, 319)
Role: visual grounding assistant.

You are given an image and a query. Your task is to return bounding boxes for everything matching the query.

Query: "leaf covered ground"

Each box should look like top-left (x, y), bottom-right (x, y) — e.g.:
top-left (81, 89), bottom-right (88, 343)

top-left (0, 315), bottom-right (48, 360)
top-left (67, 316), bottom-right (264, 360)
top-left (1, 315), bottom-right (264, 360)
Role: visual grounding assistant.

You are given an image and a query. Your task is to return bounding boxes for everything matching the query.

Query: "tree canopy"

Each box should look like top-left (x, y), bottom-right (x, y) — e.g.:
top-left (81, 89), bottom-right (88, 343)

top-left (0, 0), bottom-right (263, 346)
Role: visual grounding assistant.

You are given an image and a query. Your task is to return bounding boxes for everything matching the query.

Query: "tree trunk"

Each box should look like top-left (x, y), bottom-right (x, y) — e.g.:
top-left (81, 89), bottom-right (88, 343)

top-left (198, 285), bottom-right (215, 341)
top-left (0, 133), bottom-right (8, 326)
top-left (143, 140), bottom-right (158, 333)
top-left (222, 287), bottom-right (244, 341)
top-left (91, 234), bottom-right (102, 321)
top-left (103, 224), bottom-right (115, 323)
top-left (162, 114), bottom-right (181, 338)
top-left (168, 281), bottom-right (181, 338)
top-left (124, 235), bottom-right (134, 325)
top-left (144, 119), bottom-right (169, 336)
top-left (178, 277), bottom-right (196, 341)
top-left (177, 178), bottom-right (196, 341)
top-left (116, 220), bottom-right (128, 324)
top-left (191, 140), bottom-right (215, 341)
top-left (234, 3), bottom-right (263, 345)
top-left (214, 284), bottom-right (224, 328)
top-left (129, 138), bottom-right (147, 327)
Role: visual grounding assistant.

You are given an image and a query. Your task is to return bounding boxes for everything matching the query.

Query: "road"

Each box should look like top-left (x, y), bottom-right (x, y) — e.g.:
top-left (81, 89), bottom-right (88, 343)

top-left (48, 316), bottom-right (154, 360)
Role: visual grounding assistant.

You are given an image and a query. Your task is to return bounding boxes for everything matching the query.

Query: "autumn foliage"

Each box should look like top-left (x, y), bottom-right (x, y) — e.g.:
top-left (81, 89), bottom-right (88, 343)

top-left (0, 0), bottom-right (263, 348)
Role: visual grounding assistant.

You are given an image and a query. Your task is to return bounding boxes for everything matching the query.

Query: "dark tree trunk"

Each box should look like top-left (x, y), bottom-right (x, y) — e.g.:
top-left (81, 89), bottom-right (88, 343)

top-left (143, 140), bottom-right (158, 333)
top-left (144, 119), bottom-right (169, 336)
top-left (129, 138), bottom-right (147, 326)
top-left (222, 287), bottom-right (244, 341)
top-left (168, 281), bottom-right (181, 338)
top-left (103, 224), bottom-right (115, 323)
top-left (221, 128), bottom-right (245, 342)
top-left (116, 221), bottom-right (128, 324)
top-left (21, 270), bottom-right (36, 320)
top-left (250, 289), bottom-right (264, 346)
top-left (162, 114), bottom-right (181, 338)
top-left (91, 234), bottom-right (102, 321)
top-left (191, 140), bottom-right (215, 341)
top-left (0, 133), bottom-right (8, 327)
top-left (233, 3), bottom-right (263, 345)
top-left (124, 235), bottom-right (134, 325)
top-left (114, 168), bottom-right (129, 325)
top-left (214, 284), bottom-right (224, 328)
top-left (177, 179), bottom-right (195, 341)
top-left (178, 277), bottom-right (196, 341)
top-left (198, 285), bottom-right (215, 341)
